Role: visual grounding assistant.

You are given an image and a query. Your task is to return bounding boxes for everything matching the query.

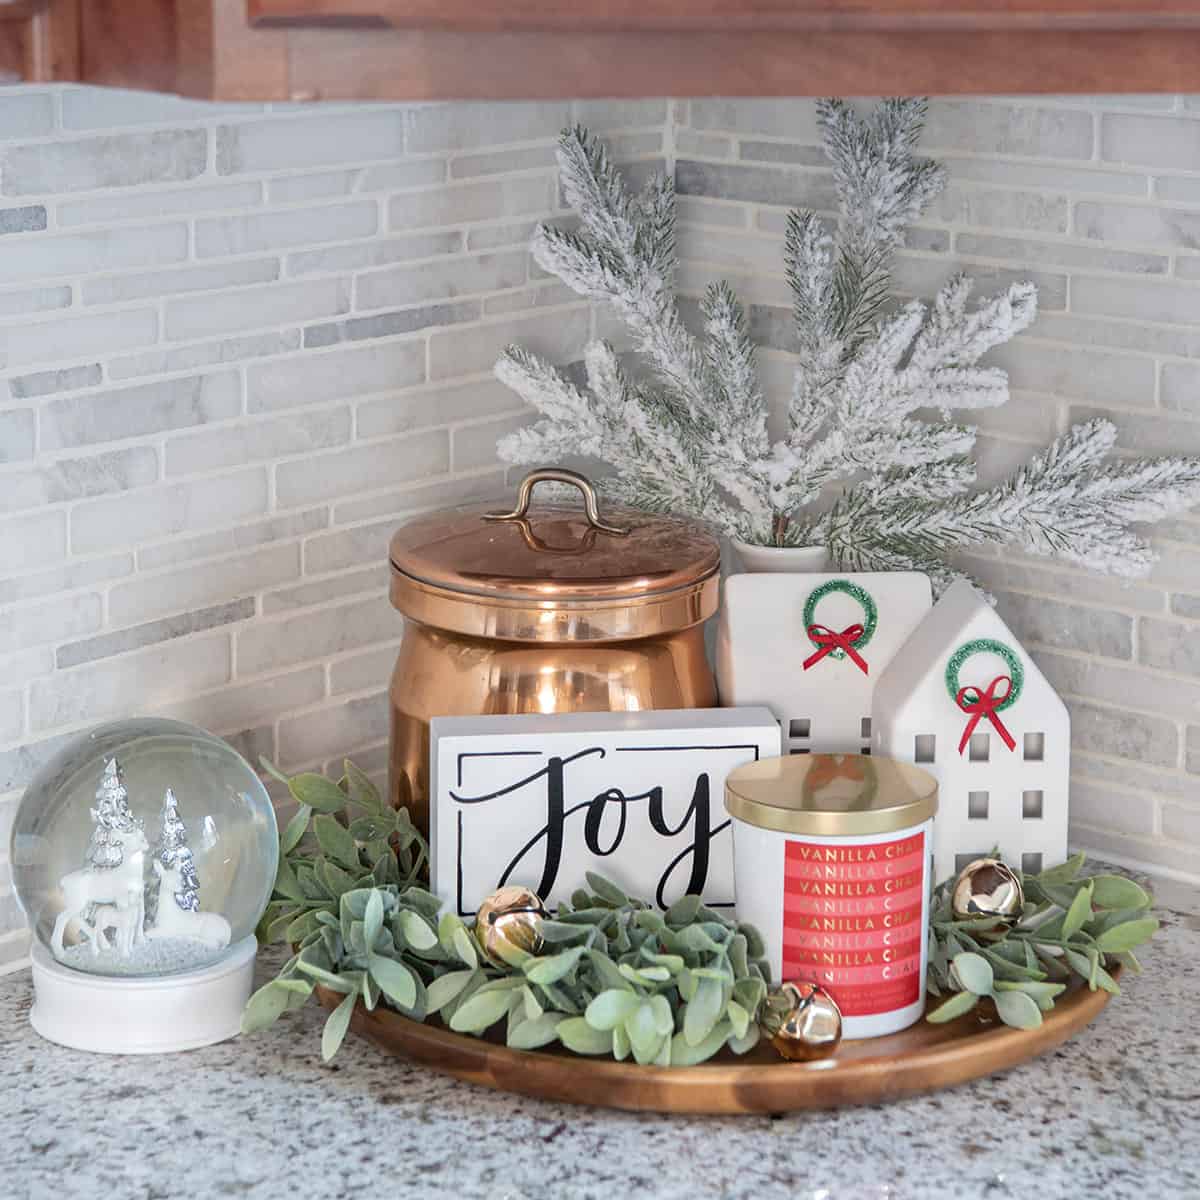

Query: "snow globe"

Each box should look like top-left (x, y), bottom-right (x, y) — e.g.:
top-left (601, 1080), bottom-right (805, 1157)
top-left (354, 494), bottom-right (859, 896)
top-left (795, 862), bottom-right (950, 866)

top-left (11, 718), bottom-right (278, 1053)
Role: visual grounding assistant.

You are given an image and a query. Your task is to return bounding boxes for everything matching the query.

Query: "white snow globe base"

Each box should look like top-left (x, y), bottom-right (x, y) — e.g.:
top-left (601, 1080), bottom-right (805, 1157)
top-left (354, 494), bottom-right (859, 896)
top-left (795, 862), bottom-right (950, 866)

top-left (30, 934), bottom-right (257, 1054)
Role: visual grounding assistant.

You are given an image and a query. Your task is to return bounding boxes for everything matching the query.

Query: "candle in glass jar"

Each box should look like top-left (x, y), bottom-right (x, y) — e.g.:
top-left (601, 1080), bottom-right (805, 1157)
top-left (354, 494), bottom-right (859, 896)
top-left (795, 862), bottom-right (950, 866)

top-left (726, 753), bottom-right (938, 1039)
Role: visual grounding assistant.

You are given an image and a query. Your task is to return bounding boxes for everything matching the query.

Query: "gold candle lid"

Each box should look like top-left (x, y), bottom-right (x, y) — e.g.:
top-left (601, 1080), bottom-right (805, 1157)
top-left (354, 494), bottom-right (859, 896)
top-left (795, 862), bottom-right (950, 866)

top-left (724, 754), bottom-right (937, 837)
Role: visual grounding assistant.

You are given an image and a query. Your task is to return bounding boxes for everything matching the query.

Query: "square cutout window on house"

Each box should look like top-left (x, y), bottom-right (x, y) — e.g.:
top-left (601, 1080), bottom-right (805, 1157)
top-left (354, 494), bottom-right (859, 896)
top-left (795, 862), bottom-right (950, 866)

top-left (955, 852), bottom-right (987, 874)
top-left (860, 717), bottom-right (872, 739)
top-left (1022, 852), bottom-right (1043, 875)
top-left (968, 791), bottom-right (989, 820)
top-left (861, 747), bottom-right (872, 756)
top-left (914, 734), bottom-right (936, 763)
top-left (969, 733), bottom-right (990, 762)
top-left (1022, 790), bottom-right (1044, 819)
top-left (1024, 732), bottom-right (1045, 761)
top-left (790, 719), bottom-right (811, 738)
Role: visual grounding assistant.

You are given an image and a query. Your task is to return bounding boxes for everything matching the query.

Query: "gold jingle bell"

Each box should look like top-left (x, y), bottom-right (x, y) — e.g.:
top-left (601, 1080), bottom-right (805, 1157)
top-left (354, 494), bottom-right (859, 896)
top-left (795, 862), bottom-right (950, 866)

top-left (951, 858), bottom-right (1025, 931)
top-left (475, 885), bottom-right (547, 965)
top-left (761, 980), bottom-right (843, 1062)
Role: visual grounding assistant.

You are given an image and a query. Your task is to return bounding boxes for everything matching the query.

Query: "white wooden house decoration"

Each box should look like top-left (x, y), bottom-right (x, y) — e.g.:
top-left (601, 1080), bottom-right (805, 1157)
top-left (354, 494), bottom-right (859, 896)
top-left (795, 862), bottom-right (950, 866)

top-left (716, 572), bottom-right (932, 755)
top-left (871, 579), bottom-right (1070, 882)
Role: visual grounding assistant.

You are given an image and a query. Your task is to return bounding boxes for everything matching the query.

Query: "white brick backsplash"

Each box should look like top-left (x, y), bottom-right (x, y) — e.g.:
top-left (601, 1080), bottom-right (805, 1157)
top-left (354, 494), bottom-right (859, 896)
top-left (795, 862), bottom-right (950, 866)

top-left (923, 102), bottom-right (1093, 159)
top-left (0, 92), bottom-right (53, 141)
top-left (1, 447), bottom-right (159, 514)
top-left (358, 161), bottom-right (447, 192)
top-left (108, 331), bottom-right (301, 382)
top-left (1070, 275), bottom-right (1200, 324)
top-left (41, 372), bottom-right (242, 451)
top-left (1101, 114), bottom-right (1200, 169)
top-left (955, 232), bottom-right (1167, 276)
top-left (70, 469), bottom-right (269, 554)
top-left (429, 307), bottom-right (589, 380)
top-left (0, 553), bottom-right (132, 607)
top-left (153, 666), bottom-right (325, 735)
top-left (137, 507), bottom-right (328, 571)
top-left (29, 633), bottom-right (232, 733)
top-left (59, 87), bottom-right (257, 131)
top-left (688, 99), bottom-right (821, 141)
top-left (936, 185), bottom-right (1068, 234)
top-left (278, 691), bottom-right (389, 767)
top-left (0, 510), bottom-right (67, 570)
top-left (2, 308), bottom-right (159, 370)
top-left (1, 86), bottom-right (1199, 927)
top-left (0, 285), bottom-right (72, 318)
top-left (356, 250), bottom-right (528, 310)
top-left (165, 277), bottom-right (350, 341)
top-left (236, 594), bottom-right (399, 676)
top-left (1, 130), bottom-right (208, 196)
top-left (986, 342), bottom-right (1155, 407)
top-left (196, 201), bottom-right (378, 257)
top-left (166, 407), bottom-right (351, 477)
top-left (110, 542), bottom-right (300, 626)
top-left (389, 176), bottom-right (554, 231)
top-left (453, 412), bottom-right (530, 471)
top-left (57, 181), bottom-right (263, 227)
top-left (264, 564), bottom-right (388, 615)
top-left (217, 111), bottom-right (405, 174)
top-left (0, 592), bottom-right (101, 655)
top-left (248, 341), bottom-right (425, 413)
top-left (3, 223), bottom-right (188, 284)
top-left (286, 231), bottom-right (462, 276)
top-left (356, 379), bottom-right (524, 440)
top-left (267, 170), bottom-right (360, 203)
top-left (0, 410), bottom-right (34, 463)
top-left (404, 102), bottom-right (569, 153)
top-left (276, 429), bottom-right (450, 508)
top-left (82, 258), bottom-right (279, 305)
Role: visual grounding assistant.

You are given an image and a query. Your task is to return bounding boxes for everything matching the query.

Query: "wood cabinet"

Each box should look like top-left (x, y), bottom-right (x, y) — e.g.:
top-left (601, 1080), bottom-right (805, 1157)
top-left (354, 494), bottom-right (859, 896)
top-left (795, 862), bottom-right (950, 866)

top-left (10, 0), bottom-right (1200, 99)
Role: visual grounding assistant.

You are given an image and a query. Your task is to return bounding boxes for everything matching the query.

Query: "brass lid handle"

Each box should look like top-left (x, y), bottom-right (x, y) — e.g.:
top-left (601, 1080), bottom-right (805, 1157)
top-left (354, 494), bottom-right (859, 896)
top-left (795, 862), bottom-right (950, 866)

top-left (484, 468), bottom-right (629, 536)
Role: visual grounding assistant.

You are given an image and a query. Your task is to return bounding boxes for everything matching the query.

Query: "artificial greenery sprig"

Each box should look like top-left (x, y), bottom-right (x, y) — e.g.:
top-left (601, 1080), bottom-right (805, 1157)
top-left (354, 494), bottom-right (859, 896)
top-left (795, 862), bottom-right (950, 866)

top-left (926, 852), bottom-right (1158, 1030)
top-left (243, 759), bottom-right (771, 1064)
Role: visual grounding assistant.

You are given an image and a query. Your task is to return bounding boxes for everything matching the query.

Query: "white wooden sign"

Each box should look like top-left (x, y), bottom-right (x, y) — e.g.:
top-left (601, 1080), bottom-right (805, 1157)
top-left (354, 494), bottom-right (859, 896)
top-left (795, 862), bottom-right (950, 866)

top-left (429, 708), bottom-right (780, 917)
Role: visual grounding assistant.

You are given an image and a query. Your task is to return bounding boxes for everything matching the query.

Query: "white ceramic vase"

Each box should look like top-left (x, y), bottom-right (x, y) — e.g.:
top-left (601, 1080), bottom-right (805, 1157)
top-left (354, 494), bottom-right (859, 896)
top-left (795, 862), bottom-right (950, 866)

top-left (730, 540), bottom-right (830, 573)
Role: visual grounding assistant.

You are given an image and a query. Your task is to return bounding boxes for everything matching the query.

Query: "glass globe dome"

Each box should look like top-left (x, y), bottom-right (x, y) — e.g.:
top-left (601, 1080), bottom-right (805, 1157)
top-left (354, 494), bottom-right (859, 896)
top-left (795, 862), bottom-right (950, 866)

top-left (12, 718), bottom-right (278, 978)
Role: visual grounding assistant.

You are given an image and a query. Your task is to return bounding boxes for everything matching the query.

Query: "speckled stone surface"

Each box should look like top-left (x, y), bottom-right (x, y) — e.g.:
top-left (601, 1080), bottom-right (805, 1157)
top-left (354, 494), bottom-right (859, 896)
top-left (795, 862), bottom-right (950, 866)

top-left (2, 869), bottom-right (1197, 1200)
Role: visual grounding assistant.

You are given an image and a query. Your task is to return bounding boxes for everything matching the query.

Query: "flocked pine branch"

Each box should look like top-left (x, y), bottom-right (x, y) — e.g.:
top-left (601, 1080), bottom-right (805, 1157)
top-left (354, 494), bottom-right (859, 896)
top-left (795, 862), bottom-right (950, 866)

top-left (494, 103), bottom-right (1200, 585)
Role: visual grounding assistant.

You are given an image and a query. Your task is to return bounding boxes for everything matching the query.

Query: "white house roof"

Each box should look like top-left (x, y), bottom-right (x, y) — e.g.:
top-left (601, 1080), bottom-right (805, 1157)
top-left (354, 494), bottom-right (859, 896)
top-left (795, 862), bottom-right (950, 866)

top-left (874, 579), bottom-right (1066, 717)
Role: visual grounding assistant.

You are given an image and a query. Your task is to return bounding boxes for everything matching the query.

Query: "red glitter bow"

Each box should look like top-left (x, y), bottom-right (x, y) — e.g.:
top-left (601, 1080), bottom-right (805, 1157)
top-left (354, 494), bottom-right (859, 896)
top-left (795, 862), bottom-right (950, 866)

top-left (955, 675), bottom-right (1017, 755)
top-left (803, 623), bottom-right (869, 676)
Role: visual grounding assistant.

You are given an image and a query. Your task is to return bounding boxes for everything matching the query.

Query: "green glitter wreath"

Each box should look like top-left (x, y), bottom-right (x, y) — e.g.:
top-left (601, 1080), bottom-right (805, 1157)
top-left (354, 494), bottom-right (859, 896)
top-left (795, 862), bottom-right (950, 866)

top-left (944, 638), bottom-right (1024, 710)
top-left (802, 579), bottom-right (878, 660)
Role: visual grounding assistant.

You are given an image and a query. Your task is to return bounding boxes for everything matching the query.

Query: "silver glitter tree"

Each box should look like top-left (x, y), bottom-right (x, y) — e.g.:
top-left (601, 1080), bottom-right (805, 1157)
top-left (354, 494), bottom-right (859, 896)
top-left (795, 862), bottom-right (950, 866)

top-left (85, 757), bottom-right (138, 870)
top-left (156, 788), bottom-right (200, 913)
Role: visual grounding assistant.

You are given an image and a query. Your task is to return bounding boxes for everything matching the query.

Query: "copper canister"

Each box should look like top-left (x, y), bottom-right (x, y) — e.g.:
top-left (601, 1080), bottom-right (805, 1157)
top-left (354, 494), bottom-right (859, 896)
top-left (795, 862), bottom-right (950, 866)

top-left (387, 468), bottom-right (720, 836)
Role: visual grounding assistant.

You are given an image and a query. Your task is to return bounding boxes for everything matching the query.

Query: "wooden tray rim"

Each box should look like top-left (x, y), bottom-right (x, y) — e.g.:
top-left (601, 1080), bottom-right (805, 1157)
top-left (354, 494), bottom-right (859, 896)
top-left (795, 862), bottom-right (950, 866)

top-left (318, 970), bottom-right (1116, 1115)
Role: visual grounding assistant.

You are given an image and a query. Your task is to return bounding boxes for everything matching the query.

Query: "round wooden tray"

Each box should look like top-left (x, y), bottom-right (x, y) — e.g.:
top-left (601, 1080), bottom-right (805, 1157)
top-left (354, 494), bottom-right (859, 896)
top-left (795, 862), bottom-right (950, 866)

top-left (318, 972), bottom-right (1116, 1114)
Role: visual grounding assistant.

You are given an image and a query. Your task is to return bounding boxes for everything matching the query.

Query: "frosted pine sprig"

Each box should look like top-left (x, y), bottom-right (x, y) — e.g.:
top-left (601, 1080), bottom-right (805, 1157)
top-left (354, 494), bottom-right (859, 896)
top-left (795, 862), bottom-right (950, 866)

top-left (494, 103), bottom-right (1200, 585)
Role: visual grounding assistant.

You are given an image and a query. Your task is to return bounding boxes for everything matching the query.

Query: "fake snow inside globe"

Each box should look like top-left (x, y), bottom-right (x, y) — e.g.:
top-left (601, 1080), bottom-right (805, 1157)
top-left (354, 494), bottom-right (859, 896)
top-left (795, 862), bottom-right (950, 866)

top-left (12, 718), bottom-right (278, 1053)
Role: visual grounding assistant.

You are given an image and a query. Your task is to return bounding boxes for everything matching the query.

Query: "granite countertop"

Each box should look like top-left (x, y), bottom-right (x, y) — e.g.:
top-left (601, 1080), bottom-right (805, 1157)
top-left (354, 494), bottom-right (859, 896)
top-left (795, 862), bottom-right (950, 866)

top-left (2, 869), bottom-right (1198, 1200)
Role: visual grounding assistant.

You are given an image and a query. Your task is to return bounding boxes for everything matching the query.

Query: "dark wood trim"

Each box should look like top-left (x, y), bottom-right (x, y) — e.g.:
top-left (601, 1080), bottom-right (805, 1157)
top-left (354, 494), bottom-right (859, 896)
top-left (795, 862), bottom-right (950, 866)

top-left (58, 0), bottom-right (1200, 100)
top-left (282, 27), bottom-right (1200, 99)
top-left (0, 0), bottom-right (78, 82)
top-left (250, 0), bottom-right (1200, 35)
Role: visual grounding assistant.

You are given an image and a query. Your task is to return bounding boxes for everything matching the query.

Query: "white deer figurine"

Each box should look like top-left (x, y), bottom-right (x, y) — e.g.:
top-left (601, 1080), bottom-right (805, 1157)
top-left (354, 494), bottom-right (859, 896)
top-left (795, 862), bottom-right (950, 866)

top-left (148, 858), bottom-right (231, 951)
top-left (49, 825), bottom-right (149, 959)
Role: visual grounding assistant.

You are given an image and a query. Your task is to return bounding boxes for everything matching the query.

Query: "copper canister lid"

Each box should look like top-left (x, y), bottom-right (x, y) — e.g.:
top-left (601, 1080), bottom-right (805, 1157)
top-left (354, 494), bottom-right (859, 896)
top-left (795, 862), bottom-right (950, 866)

top-left (725, 754), bottom-right (938, 837)
top-left (389, 469), bottom-right (720, 642)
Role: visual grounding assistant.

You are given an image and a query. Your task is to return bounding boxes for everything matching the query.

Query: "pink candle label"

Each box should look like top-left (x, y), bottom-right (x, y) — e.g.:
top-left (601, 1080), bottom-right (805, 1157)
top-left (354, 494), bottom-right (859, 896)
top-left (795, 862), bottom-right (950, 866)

top-left (781, 830), bottom-right (926, 1017)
